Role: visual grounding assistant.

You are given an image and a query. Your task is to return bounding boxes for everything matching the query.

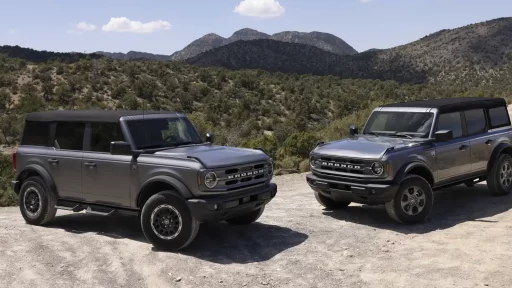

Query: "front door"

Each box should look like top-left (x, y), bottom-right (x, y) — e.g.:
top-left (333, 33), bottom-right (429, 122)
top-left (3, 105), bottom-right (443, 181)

top-left (434, 111), bottom-right (472, 181)
top-left (47, 122), bottom-right (86, 201)
top-left (81, 122), bottom-right (132, 207)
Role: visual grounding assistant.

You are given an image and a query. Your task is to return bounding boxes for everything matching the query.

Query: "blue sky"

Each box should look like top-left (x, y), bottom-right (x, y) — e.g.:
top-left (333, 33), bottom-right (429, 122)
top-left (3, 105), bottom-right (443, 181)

top-left (0, 0), bottom-right (510, 55)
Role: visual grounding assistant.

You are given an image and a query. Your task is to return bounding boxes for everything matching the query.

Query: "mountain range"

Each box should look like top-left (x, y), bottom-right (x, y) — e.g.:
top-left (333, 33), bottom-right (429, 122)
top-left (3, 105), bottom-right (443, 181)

top-left (2, 17), bottom-right (512, 86)
top-left (169, 28), bottom-right (358, 61)
top-left (93, 28), bottom-right (358, 62)
top-left (186, 17), bottom-right (512, 84)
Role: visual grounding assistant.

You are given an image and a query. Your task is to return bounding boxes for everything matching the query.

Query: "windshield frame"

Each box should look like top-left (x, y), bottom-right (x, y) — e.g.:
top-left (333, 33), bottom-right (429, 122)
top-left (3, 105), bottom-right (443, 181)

top-left (120, 114), bottom-right (204, 150)
top-left (361, 108), bottom-right (436, 139)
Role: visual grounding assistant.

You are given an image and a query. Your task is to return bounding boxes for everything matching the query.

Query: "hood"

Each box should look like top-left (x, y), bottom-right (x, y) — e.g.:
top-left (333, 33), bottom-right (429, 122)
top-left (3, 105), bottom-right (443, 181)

top-left (312, 135), bottom-right (424, 159)
top-left (153, 144), bottom-right (269, 169)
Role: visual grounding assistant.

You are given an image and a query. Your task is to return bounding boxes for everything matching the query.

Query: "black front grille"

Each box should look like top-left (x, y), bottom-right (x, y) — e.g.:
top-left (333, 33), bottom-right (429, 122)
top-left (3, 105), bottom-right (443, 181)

top-left (222, 162), bottom-right (272, 187)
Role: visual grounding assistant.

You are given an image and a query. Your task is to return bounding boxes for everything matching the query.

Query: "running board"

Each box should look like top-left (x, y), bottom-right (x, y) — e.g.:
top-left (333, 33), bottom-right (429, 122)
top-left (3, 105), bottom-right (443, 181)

top-left (55, 205), bottom-right (85, 213)
top-left (85, 207), bottom-right (115, 216)
top-left (55, 200), bottom-right (139, 217)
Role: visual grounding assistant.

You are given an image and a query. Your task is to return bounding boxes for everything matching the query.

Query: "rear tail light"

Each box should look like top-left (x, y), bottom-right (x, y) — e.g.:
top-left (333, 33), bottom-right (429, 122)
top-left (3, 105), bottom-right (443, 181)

top-left (12, 151), bottom-right (16, 171)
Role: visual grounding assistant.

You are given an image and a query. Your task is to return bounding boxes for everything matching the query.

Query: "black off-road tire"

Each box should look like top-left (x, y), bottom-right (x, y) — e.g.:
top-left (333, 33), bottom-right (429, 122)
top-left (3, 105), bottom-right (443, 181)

top-left (487, 153), bottom-right (512, 196)
top-left (225, 207), bottom-right (265, 225)
top-left (18, 176), bottom-right (57, 226)
top-left (141, 191), bottom-right (199, 251)
top-left (385, 175), bottom-right (433, 224)
top-left (314, 191), bottom-right (351, 210)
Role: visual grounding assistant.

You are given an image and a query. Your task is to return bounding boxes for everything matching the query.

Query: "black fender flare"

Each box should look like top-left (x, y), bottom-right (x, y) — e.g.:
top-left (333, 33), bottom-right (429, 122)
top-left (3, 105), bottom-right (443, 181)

top-left (487, 143), bottom-right (512, 172)
top-left (137, 175), bottom-right (193, 207)
top-left (393, 161), bottom-right (434, 185)
top-left (15, 164), bottom-right (58, 196)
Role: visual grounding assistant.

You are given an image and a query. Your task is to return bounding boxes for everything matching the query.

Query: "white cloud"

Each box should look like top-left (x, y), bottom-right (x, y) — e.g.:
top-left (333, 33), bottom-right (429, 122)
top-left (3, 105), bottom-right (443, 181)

top-left (76, 22), bottom-right (96, 31)
top-left (101, 17), bottom-right (171, 33)
top-left (66, 22), bottom-right (96, 35)
top-left (234, 0), bottom-right (285, 18)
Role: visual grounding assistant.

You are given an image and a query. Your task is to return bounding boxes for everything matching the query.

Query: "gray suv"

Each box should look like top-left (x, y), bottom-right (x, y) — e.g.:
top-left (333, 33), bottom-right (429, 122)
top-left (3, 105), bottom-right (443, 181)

top-left (307, 97), bottom-right (512, 224)
top-left (11, 110), bottom-right (277, 250)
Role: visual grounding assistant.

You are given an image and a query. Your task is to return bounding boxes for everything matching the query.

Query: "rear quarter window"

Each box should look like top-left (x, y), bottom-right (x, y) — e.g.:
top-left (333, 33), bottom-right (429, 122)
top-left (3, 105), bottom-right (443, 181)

top-left (488, 106), bottom-right (510, 129)
top-left (20, 121), bottom-right (50, 146)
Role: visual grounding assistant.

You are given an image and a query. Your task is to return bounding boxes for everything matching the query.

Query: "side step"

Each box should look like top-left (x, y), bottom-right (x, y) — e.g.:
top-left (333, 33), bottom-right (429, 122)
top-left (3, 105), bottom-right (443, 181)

top-left (55, 200), bottom-right (139, 217)
top-left (55, 205), bottom-right (85, 213)
top-left (85, 207), bottom-right (115, 216)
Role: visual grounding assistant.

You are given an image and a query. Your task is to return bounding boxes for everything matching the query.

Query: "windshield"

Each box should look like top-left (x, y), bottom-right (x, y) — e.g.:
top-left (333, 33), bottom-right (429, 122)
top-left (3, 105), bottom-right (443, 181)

top-left (126, 117), bottom-right (204, 150)
top-left (362, 111), bottom-right (434, 139)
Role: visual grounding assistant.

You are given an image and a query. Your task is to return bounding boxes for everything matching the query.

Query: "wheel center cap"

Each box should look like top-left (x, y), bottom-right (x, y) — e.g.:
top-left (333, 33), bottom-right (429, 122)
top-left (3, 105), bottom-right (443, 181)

top-left (163, 219), bottom-right (170, 225)
top-left (410, 196), bottom-right (418, 205)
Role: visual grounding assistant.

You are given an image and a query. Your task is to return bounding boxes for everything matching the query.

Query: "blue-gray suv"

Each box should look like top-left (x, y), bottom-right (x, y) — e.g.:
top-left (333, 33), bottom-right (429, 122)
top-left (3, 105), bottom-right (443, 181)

top-left (11, 110), bottom-right (277, 250)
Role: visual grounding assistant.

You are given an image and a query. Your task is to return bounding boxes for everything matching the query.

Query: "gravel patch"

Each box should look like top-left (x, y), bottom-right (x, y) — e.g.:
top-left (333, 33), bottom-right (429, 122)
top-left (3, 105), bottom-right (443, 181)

top-left (1, 173), bottom-right (512, 287)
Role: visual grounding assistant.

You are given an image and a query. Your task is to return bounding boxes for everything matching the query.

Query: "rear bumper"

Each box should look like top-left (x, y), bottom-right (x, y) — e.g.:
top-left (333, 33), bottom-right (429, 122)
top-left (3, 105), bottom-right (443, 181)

top-left (187, 182), bottom-right (277, 222)
top-left (306, 173), bottom-right (398, 205)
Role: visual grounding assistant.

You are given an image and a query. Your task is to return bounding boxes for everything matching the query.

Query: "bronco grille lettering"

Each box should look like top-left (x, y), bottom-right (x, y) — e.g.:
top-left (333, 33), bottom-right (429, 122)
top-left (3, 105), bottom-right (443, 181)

top-left (321, 161), bottom-right (361, 169)
top-left (227, 169), bottom-right (266, 180)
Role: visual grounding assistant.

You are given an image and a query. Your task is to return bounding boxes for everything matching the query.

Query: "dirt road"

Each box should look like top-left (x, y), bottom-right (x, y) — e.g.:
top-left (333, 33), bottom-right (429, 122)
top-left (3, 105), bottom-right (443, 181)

top-left (1, 173), bottom-right (512, 288)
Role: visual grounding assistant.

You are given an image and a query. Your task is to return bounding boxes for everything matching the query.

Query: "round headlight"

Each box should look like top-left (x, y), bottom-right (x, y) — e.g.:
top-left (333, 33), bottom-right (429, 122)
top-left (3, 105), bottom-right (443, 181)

top-left (371, 162), bottom-right (384, 175)
top-left (310, 156), bottom-right (319, 168)
top-left (204, 172), bottom-right (218, 188)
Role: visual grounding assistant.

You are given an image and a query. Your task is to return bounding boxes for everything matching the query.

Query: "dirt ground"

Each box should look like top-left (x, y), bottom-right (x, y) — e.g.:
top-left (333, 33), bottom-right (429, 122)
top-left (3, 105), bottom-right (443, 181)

top-left (1, 173), bottom-right (512, 288)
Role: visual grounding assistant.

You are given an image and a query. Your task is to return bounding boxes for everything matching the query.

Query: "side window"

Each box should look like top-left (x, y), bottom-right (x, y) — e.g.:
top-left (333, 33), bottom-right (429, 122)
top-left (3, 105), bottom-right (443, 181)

top-left (464, 109), bottom-right (486, 136)
top-left (54, 122), bottom-right (85, 151)
top-left (89, 122), bottom-right (125, 153)
top-left (488, 106), bottom-right (510, 129)
top-left (437, 112), bottom-right (463, 138)
top-left (21, 121), bottom-right (50, 146)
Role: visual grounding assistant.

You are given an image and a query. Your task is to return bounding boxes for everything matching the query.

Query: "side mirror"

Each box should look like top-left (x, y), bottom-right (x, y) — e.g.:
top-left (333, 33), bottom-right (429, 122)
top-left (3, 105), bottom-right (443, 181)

top-left (434, 130), bottom-right (453, 142)
top-left (205, 132), bottom-right (214, 143)
top-left (110, 141), bottom-right (132, 155)
top-left (349, 125), bottom-right (359, 136)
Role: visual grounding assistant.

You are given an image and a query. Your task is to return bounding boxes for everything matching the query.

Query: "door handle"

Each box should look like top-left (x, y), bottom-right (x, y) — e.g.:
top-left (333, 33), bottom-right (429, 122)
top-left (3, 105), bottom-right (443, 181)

top-left (48, 159), bottom-right (59, 165)
top-left (459, 145), bottom-right (468, 151)
top-left (485, 139), bottom-right (494, 145)
top-left (84, 162), bottom-right (97, 168)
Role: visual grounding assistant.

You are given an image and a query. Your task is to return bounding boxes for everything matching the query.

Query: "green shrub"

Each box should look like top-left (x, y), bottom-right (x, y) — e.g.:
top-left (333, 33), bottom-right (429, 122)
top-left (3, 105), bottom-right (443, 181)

top-left (0, 154), bottom-right (16, 207)
top-left (277, 156), bottom-right (301, 170)
top-left (299, 159), bottom-right (310, 172)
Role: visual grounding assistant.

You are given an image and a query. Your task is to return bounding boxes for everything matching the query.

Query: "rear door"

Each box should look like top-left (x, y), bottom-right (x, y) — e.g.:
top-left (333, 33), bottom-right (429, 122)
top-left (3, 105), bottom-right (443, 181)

top-left (81, 122), bottom-right (132, 207)
top-left (46, 121), bottom-right (85, 201)
top-left (464, 108), bottom-right (494, 173)
top-left (434, 111), bottom-right (472, 181)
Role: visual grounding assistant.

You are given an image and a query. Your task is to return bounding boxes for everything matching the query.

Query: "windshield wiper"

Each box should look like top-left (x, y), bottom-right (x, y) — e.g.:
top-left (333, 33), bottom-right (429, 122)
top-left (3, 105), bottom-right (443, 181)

top-left (137, 144), bottom-right (174, 150)
top-left (393, 132), bottom-right (414, 139)
top-left (174, 141), bottom-right (204, 147)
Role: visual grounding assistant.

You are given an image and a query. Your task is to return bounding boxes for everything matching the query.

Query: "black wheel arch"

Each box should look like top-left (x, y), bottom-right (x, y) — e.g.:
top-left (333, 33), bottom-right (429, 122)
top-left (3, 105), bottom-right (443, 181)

top-left (137, 175), bottom-right (193, 208)
top-left (15, 164), bottom-right (58, 196)
top-left (487, 143), bottom-right (512, 172)
top-left (393, 161), bottom-right (435, 187)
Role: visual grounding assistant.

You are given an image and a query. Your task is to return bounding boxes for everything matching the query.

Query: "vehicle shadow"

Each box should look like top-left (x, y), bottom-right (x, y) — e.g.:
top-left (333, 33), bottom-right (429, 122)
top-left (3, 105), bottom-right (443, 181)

top-left (177, 222), bottom-right (308, 264)
top-left (322, 183), bottom-right (512, 234)
top-left (46, 213), bottom-right (308, 264)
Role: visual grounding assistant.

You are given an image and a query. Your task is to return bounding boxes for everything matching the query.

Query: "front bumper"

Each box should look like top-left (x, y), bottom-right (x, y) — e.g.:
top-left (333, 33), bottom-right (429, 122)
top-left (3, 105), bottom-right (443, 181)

top-left (306, 173), bottom-right (398, 205)
top-left (11, 180), bottom-right (20, 194)
top-left (187, 182), bottom-right (277, 222)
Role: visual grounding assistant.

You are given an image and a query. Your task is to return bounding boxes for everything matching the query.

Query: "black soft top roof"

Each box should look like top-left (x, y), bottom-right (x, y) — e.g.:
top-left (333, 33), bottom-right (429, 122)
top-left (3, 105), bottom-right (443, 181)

top-left (381, 97), bottom-right (506, 113)
top-left (25, 110), bottom-right (180, 123)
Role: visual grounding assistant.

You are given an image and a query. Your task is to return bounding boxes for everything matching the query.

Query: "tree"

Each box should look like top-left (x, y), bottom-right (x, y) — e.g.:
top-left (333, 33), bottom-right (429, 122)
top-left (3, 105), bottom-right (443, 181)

top-left (279, 132), bottom-right (320, 159)
top-left (241, 135), bottom-right (278, 160)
